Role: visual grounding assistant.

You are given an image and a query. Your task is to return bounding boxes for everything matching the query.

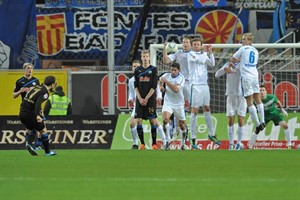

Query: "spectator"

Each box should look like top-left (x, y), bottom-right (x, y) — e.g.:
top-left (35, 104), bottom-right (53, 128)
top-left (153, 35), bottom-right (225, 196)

top-left (44, 85), bottom-right (72, 116)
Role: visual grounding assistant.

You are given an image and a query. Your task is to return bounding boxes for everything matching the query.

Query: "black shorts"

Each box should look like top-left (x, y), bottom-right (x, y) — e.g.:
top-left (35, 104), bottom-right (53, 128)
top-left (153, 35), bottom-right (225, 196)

top-left (19, 112), bottom-right (45, 132)
top-left (135, 97), bottom-right (157, 120)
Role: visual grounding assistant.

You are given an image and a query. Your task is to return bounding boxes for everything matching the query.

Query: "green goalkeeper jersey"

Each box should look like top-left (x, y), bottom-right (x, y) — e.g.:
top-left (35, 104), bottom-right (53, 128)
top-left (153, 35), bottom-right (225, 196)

top-left (262, 94), bottom-right (281, 120)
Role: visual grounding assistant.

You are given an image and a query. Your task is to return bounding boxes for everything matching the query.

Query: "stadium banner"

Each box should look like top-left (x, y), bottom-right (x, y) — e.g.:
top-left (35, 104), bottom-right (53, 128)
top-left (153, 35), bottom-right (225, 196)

top-left (45, 0), bottom-right (145, 8)
top-left (0, 0), bottom-right (40, 69)
top-left (111, 113), bottom-right (300, 150)
top-left (290, 0), bottom-right (300, 10)
top-left (35, 6), bottom-right (249, 63)
top-left (287, 11), bottom-right (300, 28)
top-left (0, 115), bottom-right (117, 150)
top-left (234, 0), bottom-right (277, 10)
top-left (256, 10), bottom-right (300, 29)
top-left (0, 70), bottom-right (69, 116)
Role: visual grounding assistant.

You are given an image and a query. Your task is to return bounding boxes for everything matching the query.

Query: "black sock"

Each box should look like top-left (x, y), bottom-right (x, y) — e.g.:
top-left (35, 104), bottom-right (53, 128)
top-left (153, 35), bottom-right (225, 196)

top-left (185, 125), bottom-right (189, 140)
top-left (182, 132), bottom-right (187, 144)
top-left (41, 134), bottom-right (50, 154)
top-left (192, 138), bottom-right (196, 145)
top-left (163, 124), bottom-right (167, 135)
top-left (137, 125), bottom-right (144, 144)
top-left (151, 125), bottom-right (157, 145)
top-left (27, 131), bottom-right (36, 145)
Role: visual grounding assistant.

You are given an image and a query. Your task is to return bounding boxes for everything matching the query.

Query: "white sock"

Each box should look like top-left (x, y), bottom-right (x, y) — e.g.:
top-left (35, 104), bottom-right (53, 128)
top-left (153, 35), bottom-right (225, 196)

top-left (248, 105), bottom-right (260, 126)
top-left (249, 133), bottom-right (257, 149)
top-left (204, 112), bottom-right (214, 136)
top-left (284, 128), bottom-right (292, 146)
top-left (228, 125), bottom-right (234, 145)
top-left (173, 117), bottom-right (180, 134)
top-left (179, 128), bottom-right (186, 146)
top-left (237, 126), bottom-right (244, 144)
top-left (190, 113), bottom-right (197, 139)
top-left (130, 126), bottom-right (138, 145)
top-left (256, 103), bottom-right (265, 124)
top-left (157, 125), bottom-right (166, 144)
top-left (164, 123), bottom-right (171, 142)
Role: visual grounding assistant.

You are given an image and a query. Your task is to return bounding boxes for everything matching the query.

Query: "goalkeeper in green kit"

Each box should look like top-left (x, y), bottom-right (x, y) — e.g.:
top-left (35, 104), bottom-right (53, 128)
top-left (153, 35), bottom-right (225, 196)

top-left (249, 85), bottom-right (292, 149)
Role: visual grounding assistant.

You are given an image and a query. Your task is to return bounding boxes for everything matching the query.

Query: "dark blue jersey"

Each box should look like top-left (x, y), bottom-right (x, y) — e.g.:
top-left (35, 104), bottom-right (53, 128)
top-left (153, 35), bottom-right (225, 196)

top-left (14, 76), bottom-right (40, 100)
top-left (134, 65), bottom-right (158, 99)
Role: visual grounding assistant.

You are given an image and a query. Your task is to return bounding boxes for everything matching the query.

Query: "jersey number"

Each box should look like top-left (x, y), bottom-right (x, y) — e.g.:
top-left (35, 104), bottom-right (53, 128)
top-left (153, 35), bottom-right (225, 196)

top-left (249, 51), bottom-right (256, 64)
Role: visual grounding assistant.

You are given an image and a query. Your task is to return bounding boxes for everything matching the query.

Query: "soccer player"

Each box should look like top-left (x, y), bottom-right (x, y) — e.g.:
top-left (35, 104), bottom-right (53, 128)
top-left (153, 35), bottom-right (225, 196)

top-left (187, 38), bottom-right (221, 149)
top-left (43, 85), bottom-right (72, 116)
top-left (230, 33), bottom-right (265, 135)
top-left (159, 62), bottom-right (187, 150)
top-left (215, 62), bottom-right (247, 150)
top-left (163, 36), bottom-right (192, 136)
top-left (134, 50), bottom-right (165, 150)
top-left (163, 36), bottom-right (192, 103)
top-left (19, 75), bottom-right (57, 156)
top-left (13, 63), bottom-right (43, 150)
top-left (13, 63), bottom-right (40, 100)
top-left (249, 85), bottom-right (291, 149)
top-left (128, 60), bottom-right (142, 149)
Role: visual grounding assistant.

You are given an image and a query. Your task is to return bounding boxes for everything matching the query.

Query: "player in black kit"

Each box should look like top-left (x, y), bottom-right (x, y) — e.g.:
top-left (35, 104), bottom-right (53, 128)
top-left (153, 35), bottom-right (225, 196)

top-left (13, 63), bottom-right (43, 149)
top-left (19, 75), bottom-right (57, 156)
top-left (134, 50), bottom-right (165, 150)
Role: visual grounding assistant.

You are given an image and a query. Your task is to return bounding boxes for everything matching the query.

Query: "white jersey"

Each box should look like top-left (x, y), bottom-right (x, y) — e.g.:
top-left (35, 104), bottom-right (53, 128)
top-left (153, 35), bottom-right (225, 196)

top-left (232, 45), bottom-right (259, 79)
top-left (215, 63), bottom-right (246, 116)
top-left (128, 77), bottom-right (135, 102)
top-left (168, 49), bottom-right (190, 80)
top-left (161, 72), bottom-right (185, 107)
top-left (187, 51), bottom-right (215, 85)
top-left (215, 62), bottom-right (243, 96)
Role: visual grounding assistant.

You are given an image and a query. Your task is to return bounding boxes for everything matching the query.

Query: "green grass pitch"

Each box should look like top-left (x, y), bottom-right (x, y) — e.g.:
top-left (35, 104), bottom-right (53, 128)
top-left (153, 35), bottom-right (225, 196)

top-left (1, 150), bottom-right (299, 200)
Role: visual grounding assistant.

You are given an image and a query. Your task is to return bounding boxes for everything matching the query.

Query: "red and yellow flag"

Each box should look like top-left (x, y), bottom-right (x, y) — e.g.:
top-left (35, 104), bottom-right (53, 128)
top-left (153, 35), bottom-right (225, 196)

top-left (36, 13), bottom-right (66, 55)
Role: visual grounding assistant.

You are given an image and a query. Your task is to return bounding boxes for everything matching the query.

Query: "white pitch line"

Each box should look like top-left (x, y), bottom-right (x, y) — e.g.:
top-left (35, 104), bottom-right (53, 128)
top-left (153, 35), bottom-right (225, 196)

top-left (0, 177), bottom-right (298, 183)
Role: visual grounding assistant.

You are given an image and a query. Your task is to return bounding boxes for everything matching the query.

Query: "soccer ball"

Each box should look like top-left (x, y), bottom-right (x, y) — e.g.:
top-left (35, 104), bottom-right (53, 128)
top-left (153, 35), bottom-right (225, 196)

top-left (166, 42), bottom-right (178, 54)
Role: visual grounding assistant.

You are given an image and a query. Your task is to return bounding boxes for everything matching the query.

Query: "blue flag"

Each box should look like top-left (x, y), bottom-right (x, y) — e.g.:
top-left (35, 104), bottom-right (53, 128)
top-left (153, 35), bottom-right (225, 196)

top-left (116, 0), bottom-right (151, 65)
top-left (272, 0), bottom-right (286, 43)
top-left (0, 0), bottom-right (40, 69)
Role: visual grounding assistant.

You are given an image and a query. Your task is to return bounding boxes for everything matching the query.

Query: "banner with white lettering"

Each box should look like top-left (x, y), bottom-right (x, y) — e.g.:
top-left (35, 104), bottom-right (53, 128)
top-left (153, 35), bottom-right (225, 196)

top-left (35, 6), bottom-right (249, 64)
top-left (111, 114), bottom-right (300, 150)
top-left (0, 116), bottom-right (117, 150)
top-left (44, 0), bottom-right (145, 8)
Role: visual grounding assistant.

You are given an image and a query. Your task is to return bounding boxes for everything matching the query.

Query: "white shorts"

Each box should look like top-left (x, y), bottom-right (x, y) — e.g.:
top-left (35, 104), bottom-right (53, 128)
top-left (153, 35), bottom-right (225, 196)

top-left (241, 76), bottom-right (260, 97)
top-left (190, 84), bottom-right (210, 107)
top-left (226, 95), bottom-right (247, 117)
top-left (162, 104), bottom-right (186, 120)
